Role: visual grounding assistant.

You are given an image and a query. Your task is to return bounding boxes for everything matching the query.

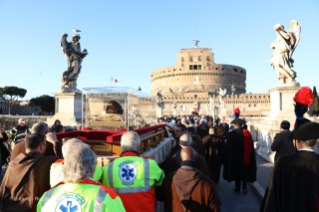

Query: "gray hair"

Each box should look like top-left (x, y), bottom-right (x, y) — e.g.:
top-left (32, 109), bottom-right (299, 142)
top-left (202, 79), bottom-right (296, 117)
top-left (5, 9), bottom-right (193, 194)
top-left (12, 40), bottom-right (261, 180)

top-left (180, 134), bottom-right (192, 147)
top-left (121, 131), bottom-right (141, 152)
top-left (62, 138), bottom-right (83, 157)
top-left (18, 118), bottom-right (25, 123)
top-left (62, 142), bottom-right (96, 183)
top-left (31, 122), bottom-right (48, 134)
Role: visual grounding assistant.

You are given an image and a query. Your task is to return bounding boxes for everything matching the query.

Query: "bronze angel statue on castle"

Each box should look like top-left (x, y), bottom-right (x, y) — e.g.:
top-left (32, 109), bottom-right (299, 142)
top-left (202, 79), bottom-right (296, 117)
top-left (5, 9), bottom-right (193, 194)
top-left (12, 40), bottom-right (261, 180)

top-left (270, 20), bottom-right (301, 86)
top-left (59, 31), bottom-right (88, 93)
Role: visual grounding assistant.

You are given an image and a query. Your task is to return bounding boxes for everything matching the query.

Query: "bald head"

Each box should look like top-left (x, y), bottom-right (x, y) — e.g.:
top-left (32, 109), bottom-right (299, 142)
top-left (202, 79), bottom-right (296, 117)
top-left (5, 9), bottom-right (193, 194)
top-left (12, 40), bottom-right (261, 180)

top-left (62, 138), bottom-right (83, 157)
top-left (180, 147), bottom-right (193, 161)
top-left (179, 134), bottom-right (192, 147)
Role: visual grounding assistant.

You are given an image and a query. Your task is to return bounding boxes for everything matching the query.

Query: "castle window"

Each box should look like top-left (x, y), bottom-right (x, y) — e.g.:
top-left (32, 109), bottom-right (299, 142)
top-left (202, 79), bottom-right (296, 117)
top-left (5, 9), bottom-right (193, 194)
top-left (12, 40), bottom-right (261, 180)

top-left (228, 68), bottom-right (230, 72)
top-left (207, 56), bottom-right (210, 61)
top-left (182, 63), bottom-right (184, 66)
top-left (190, 57), bottom-right (193, 61)
top-left (198, 56), bottom-right (201, 61)
top-left (233, 69), bottom-right (238, 73)
top-left (189, 65), bottom-right (202, 70)
top-left (181, 57), bottom-right (184, 61)
top-left (215, 67), bottom-right (218, 70)
top-left (207, 62), bottom-right (210, 65)
top-left (222, 68), bottom-right (224, 70)
top-left (240, 70), bottom-right (244, 74)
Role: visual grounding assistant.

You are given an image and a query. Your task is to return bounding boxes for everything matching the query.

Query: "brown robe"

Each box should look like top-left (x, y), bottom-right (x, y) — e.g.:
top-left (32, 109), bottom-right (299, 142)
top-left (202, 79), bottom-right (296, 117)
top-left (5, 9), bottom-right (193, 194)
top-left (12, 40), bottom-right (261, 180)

top-left (10, 140), bottom-right (62, 162)
top-left (202, 134), bottom-right (225, 183)
top-left (191, 134), bottom-right (205, 158)
top-left (160, 148), bottom-right (213, 179)
top-left (0, 152), bottom-right (60, 212)
top-left (156, 167), bottom-right (221, 212)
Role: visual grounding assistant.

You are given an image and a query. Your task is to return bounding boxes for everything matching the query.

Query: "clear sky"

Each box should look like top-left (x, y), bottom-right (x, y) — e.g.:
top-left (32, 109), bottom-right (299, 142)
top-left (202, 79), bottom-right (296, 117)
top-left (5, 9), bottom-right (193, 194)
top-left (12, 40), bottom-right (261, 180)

top-left (0, 0), bottom-right (318, 100)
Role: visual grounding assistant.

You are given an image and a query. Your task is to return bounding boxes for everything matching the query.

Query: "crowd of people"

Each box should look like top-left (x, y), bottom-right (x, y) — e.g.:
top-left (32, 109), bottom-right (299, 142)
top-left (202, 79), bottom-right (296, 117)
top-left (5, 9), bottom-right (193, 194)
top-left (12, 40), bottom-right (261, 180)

top-left (0, 87), bottom-right (318, 212)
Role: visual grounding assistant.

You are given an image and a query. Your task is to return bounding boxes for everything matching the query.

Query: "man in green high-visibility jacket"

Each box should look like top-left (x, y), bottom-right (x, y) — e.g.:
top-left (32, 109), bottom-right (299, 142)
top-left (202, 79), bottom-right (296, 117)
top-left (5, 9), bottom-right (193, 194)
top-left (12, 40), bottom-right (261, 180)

top-left (102, 131), bottom-right (165, 212)
top-left (38, 142), bottom-right (125, 212)
top-left (50, 138), bottom-right (103, 187)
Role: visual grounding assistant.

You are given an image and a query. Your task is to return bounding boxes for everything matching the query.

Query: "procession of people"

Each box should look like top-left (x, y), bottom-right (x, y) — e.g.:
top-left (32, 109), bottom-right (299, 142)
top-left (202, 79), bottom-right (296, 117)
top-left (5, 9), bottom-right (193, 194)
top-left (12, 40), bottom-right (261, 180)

top-left (0, 87), bottom-right (319, 212)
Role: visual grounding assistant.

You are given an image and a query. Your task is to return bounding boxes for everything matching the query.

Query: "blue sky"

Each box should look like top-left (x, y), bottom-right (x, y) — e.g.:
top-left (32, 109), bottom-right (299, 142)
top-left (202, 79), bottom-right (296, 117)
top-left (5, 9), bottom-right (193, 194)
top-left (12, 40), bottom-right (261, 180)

top-left (0, 0), bottom-right (319, 100)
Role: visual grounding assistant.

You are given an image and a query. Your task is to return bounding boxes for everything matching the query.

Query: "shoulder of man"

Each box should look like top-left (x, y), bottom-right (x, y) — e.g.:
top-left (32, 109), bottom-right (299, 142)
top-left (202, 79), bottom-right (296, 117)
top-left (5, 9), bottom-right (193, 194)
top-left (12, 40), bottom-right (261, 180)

top-left (141, 155), bottom-right (155, 161)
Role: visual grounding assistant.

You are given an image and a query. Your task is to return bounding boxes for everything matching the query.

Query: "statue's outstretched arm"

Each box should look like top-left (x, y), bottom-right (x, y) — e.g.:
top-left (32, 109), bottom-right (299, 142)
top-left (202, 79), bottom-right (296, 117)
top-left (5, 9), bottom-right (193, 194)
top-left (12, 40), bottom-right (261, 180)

top-left (277, 30), bottom-right (290, 40)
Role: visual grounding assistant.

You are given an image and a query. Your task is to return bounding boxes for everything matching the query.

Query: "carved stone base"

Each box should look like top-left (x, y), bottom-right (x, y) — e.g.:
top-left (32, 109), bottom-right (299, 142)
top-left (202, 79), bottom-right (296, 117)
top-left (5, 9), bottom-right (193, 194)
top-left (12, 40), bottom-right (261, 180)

top-left (47, 92), bottom-right (82, 127)
top-left (58, 85), bottom-right (82, 94)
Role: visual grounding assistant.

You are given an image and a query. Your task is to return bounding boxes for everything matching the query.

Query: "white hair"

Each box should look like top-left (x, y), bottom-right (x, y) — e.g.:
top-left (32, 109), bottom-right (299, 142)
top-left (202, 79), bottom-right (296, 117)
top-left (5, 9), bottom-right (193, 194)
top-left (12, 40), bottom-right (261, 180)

top-left (18, 118), bottom-right (25, 123)
top-left (121, 131), bottom-right (141, 152)
top-left (62, 142), bottom-right (96, 183)
top-left (62, 138), bottom-right (83, 157)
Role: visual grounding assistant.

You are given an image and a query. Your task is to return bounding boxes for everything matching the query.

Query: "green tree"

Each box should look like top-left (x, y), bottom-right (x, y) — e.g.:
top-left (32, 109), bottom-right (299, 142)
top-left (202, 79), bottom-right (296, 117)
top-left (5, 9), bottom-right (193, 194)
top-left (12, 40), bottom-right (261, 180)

top-left (0, 86), bottom-right (27, 115)
top-left (30, 95), bottom-right (55, 113)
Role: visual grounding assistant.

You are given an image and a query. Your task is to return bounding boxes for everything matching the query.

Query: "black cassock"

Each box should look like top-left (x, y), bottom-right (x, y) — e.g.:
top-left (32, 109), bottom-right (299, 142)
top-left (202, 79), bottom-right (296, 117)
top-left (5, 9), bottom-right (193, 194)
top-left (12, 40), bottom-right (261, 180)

top-left (222, 128), bottom-right (256, 182)
top-left (202, 134), bottom-right (225, 183)
top-left (260, 151), bottom-right (319, 212)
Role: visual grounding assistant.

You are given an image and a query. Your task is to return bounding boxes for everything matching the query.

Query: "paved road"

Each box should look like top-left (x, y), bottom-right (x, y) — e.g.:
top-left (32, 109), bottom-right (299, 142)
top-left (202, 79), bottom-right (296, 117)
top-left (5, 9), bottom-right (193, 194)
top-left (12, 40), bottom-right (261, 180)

top-left (216, 166), bottom-right (261, 212)
top-left (255, 154), bottom-right (274, 190)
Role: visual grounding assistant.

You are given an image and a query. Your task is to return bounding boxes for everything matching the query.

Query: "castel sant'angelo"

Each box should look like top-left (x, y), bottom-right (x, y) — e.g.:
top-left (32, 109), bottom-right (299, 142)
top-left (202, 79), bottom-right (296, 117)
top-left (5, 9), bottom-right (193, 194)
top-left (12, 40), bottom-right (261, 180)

top-left (150, 42), bottom-right (271, 117)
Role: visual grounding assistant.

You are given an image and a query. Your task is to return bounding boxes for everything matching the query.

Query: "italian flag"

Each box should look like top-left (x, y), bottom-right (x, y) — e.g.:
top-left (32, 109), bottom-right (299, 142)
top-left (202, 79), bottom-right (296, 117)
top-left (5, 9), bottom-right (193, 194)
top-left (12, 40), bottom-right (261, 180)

top-left (111, 77), bottom-right (118, 83)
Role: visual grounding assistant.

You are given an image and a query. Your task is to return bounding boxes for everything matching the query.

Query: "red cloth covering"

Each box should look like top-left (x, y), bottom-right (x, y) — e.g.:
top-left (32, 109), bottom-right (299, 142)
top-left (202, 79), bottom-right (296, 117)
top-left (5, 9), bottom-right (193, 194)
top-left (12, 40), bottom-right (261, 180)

top-left (56, 124), bottom-right (167, 143)
top-left (243, 129), bottom-right (253, 166)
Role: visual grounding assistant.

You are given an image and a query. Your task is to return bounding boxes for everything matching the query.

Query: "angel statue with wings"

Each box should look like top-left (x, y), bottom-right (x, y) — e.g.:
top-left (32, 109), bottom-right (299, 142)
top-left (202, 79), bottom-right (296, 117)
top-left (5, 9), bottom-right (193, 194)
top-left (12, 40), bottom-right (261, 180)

top-left (270, 20), bottom-right (301, 85)
top-left (218, 88), bottom-right (227, 107)
top-left (59, 33), bottom-right (88, 93)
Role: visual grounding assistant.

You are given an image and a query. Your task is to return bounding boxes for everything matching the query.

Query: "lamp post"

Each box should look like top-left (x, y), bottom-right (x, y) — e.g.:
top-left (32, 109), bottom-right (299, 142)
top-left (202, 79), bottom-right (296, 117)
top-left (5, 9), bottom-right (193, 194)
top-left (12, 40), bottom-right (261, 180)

top-left (231, 85), bottom-right (236, 118)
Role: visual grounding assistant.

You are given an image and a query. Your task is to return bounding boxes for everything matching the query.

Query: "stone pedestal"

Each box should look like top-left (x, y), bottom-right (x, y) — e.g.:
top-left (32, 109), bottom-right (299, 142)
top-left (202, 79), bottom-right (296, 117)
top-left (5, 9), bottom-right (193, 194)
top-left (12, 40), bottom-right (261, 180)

top-left (218, 106), bottom-right (227, 118)
top-left (156, 107), bottom-right (163, 118)
top-left (268, 85), bottom-right (301, 117)
top-left (47, 93), bottom-right (82, 127)
top-left (253, 85), bottom-right (303, 162)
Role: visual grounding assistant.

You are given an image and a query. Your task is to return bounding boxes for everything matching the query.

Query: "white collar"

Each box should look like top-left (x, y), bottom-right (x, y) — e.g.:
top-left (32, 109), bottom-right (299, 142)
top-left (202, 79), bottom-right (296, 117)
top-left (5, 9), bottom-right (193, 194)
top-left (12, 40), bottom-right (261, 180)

top-left (298, 148), bottom-right (314, 152)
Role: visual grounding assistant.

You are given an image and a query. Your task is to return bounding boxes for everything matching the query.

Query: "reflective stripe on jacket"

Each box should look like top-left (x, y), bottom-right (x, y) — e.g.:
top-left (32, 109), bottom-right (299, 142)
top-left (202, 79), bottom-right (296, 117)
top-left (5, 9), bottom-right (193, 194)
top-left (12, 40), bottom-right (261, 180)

top-left (102, 151), bottom-right (165, 212)
top-left (11, 125), bottom-right (29, 144)
top-left (37, 178), bottom-right (125, 212)
top-left (50, 159), bottom-right (103, 187)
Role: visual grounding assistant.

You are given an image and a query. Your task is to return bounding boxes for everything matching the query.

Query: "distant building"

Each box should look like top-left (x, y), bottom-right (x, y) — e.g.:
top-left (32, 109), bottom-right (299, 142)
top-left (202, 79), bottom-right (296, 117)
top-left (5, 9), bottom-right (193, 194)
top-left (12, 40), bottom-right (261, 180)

top-left (150, 46), bottom-right (270, 117)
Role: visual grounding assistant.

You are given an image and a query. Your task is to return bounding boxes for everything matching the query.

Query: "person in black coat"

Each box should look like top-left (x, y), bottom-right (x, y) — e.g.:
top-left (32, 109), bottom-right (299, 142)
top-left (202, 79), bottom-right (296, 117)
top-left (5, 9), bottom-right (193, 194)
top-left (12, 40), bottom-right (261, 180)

top-left (260, 122), bottom-right (319, 212)
top-left (0, 128), bottom-right (10, 176)
top-left (271, 121), bottom-right (297, 162)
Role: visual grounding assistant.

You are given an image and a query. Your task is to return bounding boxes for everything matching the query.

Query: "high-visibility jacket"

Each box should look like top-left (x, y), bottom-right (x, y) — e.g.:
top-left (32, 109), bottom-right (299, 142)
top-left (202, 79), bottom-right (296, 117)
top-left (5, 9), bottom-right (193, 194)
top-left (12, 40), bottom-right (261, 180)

top-left (37, 178), bottom-right (125, 212)
top-left (102, 151), bottom-right (165, 212)
top-left (11, 125), bottom-right (29, 144)
top-left (50, 159), bottom-right (103, 187)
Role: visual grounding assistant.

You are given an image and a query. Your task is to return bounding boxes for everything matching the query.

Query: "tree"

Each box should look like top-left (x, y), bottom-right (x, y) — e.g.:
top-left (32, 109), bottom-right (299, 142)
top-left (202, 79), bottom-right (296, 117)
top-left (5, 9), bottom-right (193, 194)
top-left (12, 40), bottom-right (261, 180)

top-left (313, 87), bottom-right (319, 116)
top-left (0, 86), bottom-right (27, 115)
top-left (30, 95), bottom-right (55, 114)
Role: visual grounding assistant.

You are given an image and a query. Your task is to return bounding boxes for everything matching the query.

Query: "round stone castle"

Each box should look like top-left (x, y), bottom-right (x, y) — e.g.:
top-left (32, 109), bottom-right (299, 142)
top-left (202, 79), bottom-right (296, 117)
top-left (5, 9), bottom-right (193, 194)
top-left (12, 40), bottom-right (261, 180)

top-left (151, 47), bottom-right (246, 96)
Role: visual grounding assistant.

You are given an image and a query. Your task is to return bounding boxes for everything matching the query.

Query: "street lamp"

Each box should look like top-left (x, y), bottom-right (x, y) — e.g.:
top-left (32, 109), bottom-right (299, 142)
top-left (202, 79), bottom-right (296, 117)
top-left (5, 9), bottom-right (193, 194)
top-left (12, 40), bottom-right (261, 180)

top-left (231, 85), bottom-right (236, 118)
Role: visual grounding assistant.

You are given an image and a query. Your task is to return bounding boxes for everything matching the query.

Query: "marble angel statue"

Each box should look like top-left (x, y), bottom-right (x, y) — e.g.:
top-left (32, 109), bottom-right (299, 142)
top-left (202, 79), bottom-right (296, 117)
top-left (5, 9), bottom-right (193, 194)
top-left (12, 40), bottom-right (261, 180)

top-left (59, 33), bottom-right (88, 93)
top-left (270, 20), bottom-right (301, 85)
top-left (218, 88), bottom-right (227, 107)
top-left (156, 90), bottom-right (163, 107)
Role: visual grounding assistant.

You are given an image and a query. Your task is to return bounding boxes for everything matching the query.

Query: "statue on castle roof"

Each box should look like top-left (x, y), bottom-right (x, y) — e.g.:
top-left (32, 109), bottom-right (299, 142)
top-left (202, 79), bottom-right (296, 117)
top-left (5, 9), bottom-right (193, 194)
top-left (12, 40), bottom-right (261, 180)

top-left (193, 40), bottom-right (200, 48)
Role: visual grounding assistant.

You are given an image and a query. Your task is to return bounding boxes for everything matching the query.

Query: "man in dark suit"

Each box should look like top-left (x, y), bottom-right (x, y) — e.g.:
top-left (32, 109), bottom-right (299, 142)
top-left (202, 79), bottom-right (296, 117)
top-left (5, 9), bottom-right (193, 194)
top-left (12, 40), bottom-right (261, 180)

top-left (271, 121), bottom-right (297, 162)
